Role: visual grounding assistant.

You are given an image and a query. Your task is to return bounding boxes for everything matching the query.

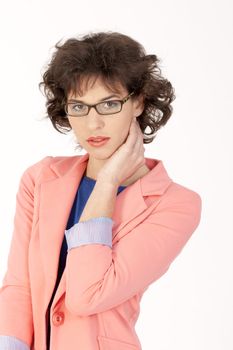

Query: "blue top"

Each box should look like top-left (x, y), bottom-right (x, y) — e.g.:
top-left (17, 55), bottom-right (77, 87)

top-left (46, 175), bottom-right (127, 349)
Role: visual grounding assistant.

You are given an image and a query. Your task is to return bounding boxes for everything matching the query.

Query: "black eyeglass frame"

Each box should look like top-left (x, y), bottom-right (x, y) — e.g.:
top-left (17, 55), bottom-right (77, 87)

top-left (63, 91), bottom-right (135, 117)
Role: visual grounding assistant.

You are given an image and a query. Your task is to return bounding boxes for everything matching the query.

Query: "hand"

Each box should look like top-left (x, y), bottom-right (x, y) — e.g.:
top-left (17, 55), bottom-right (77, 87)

top-left (97, 117), bottom-right (146, 186)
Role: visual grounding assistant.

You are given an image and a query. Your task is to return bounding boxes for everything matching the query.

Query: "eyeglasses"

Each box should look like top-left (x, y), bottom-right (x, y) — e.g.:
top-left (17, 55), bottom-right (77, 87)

top-left (63, 91), bottom-right (135, 117)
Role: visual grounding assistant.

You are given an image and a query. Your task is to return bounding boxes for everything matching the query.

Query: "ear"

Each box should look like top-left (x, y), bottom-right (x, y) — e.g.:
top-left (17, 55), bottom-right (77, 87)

top-left (132, 94), bottom-right (145, 117)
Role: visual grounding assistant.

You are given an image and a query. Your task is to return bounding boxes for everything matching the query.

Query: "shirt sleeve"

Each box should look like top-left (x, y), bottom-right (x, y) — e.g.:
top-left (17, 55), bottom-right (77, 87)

top-left (0, 335), bottom-right (30, 350)
top-left (65, 217), bottom-right (114, 251)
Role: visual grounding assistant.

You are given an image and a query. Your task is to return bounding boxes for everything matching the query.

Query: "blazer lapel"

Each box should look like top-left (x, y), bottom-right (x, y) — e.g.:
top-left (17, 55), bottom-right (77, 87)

top-left (38, 152), bottom-right (173, 311)
top-left (39, 155), bottom-right (87, 310)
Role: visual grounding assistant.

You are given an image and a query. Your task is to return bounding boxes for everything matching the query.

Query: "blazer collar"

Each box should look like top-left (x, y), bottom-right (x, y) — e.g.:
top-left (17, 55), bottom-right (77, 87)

top-left (48, 152), bottom-right (172, 196)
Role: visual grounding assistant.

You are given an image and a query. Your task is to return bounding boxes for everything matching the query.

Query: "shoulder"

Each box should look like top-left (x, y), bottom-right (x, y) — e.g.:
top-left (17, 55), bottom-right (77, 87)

top-left (156, 180), bottom-right (202, 230)
top-left (145, 157), bottom-right (202, 213)
top-left (19, 155), bottom-right (79, 186)
top-left (20, 155), bottom-right (54, 180)
top-left (165, 180), bottom-right (202, 206)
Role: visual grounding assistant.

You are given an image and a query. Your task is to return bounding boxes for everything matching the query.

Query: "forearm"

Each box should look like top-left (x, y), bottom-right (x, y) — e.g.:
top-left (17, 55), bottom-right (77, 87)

top-left (79, 179), bottom-right (119, 222)
top-left (65, 178), bottom-right (121, 315)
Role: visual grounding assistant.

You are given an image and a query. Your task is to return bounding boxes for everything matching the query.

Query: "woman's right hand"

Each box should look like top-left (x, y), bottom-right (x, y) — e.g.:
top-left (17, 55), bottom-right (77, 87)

top-left (97, 117), bottom-right (146, 186)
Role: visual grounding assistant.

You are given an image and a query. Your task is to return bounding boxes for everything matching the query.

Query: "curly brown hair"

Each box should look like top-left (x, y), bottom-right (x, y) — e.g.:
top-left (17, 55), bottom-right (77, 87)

top-left (38, 31), bottom-right (176, 151)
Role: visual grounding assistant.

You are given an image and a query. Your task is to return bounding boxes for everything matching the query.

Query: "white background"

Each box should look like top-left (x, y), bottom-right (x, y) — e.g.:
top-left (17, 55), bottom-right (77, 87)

top-left (0, 0), bottom-right (232, 349)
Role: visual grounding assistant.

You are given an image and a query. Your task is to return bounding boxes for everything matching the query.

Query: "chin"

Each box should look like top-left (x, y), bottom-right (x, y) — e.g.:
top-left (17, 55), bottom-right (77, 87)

top-left (88, 143), bottom-right (119, 160)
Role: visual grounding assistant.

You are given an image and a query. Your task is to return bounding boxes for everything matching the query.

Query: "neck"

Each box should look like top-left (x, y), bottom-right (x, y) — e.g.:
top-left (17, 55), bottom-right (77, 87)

top-left (85, 160), bottom-right (150, 187)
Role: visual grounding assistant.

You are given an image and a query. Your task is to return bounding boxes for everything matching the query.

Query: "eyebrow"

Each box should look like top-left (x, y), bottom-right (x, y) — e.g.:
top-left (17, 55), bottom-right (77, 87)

top-left (67, 94), bottom-right (121, 103)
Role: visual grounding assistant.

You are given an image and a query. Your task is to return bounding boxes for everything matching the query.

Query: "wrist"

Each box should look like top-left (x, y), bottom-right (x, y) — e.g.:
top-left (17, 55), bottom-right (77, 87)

top-left (96, 176), bottom-right (120, 189)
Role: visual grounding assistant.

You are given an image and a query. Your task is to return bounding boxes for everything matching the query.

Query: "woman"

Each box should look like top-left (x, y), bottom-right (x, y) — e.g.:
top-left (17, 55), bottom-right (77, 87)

top-left (0, 31), bottom-right (202, 350)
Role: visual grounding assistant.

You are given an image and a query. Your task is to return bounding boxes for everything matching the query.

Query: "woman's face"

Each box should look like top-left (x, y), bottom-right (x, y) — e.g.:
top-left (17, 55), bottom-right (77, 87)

top-left (66, 77), bottom-right (144, 160)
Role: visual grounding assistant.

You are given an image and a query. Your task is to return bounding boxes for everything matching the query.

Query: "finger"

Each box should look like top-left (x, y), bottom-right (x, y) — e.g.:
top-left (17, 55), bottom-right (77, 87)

top-left (125, 118), bottom-right (139, 149)
top-left (132, 126), bottom-right (144, 154)
top-left (126, 117), bottom-right (142, 152)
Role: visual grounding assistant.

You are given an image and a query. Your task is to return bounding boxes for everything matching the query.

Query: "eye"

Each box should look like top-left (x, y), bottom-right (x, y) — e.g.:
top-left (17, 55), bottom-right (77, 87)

top-left (72, 104), bottom-right (85, 111)
top-left (106, 101), bottom-right (117, 106)
top-left (102, 101), bottom-right (119, 109)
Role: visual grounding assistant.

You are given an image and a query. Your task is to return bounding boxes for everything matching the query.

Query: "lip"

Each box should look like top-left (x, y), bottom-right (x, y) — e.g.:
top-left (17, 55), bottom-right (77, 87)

top-left (87, 138), bottom-right (110, 147)
top-left (87, 136), bottom-right (110, 141)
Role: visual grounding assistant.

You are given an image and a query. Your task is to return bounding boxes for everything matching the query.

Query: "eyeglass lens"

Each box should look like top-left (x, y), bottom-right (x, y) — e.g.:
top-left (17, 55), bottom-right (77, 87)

top-left (67, 100), bottom-right (122, 116)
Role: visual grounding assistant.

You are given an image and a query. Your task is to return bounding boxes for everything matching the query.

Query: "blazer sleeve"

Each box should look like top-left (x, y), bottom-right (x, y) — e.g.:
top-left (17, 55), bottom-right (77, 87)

top-left (64, 187), bottom-right (202, 317)
top-left (0, 156), bottom-right (52, 350)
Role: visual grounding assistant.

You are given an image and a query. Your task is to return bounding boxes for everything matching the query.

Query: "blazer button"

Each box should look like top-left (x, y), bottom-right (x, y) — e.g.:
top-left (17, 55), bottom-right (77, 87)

top-left (52, 311), bottom-right (65, 326)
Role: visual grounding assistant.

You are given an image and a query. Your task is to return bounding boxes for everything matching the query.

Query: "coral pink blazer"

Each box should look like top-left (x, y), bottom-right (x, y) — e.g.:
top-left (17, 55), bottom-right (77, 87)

top-left (0, 153), bottom-right (202, 350)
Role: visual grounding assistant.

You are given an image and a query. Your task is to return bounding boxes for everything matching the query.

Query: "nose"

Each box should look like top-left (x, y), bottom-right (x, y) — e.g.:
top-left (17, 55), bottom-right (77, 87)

top-left (86, 107), bottom-right (105, 128)
top-left (87, 105), bottom-right (100, 116)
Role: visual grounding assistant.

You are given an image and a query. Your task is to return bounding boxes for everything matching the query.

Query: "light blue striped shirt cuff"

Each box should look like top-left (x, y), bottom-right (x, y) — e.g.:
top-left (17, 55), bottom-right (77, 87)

top-left (0, 335), bottom-right (30, 350)
top-left (65, 217), bottom-right (114, 251)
